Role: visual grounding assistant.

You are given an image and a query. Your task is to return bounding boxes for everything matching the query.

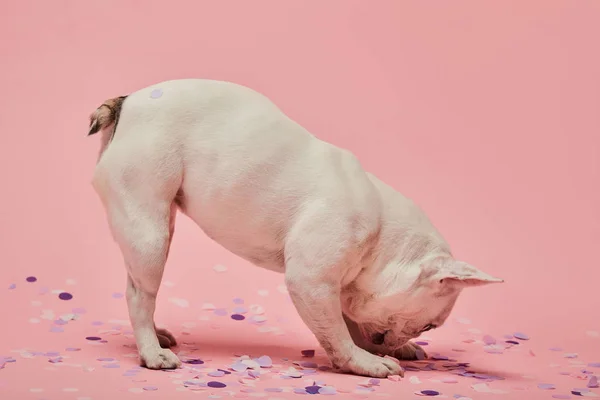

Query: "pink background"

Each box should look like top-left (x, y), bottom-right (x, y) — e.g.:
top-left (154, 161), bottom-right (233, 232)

top-left (1, 1), bottom-right (599, 399)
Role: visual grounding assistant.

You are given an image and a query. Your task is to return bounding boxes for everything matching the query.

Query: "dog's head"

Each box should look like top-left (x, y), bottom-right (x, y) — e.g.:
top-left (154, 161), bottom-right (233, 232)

top-left (341, 256), bottom-right (502, 356)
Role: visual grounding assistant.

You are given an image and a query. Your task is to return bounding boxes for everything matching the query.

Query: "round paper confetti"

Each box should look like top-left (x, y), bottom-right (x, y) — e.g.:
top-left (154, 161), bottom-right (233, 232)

top-left (418, 390), bottom-right (440, 396)
top-left (26, 276), bottom-right (37, 282)
top-left (85, 336), bottom-right (102, 341)
top-left (539, 383), bottom-right (556, 390)
top-left (150, 88), bottom-right (163, 99)
top-left (58, 292), bottom-right (73, 300)
top-left (513, 332), bottom-right (530, 340)
top-left (231, 314), bottom-right (245, 321)
top-left (306, 386), bottom-right (321, 394)
top-left (301, 349), bottom-right (315, 357)
top-left (207, 381), bottom-right (226, 388)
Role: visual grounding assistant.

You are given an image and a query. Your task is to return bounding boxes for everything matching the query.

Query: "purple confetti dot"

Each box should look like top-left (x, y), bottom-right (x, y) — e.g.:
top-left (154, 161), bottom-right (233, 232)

top-left (214, 308), bottom-right (228, 316)
top-left (513, 332), bottom-right (530, 340)
top-left (539, 383), bottom-right (556, 390)
top-left (97, 357), bottom-right (115, 362)
top-left (103, 363), bottom-right (120, 368)
top-left (231, 314), bottom-right (245, 321)
top-left (552, 396), bottom-right (572, 399)
top-left (571, 391), bottom-right (583, 396)
top-left (65, 347), bottom-right (80, 352)
top-left (230, 362), bottom-right (247, 372)
top-left (483, 335), bottom-right (496, 345)
top-left (588, 376), bottom-right (599, 388)
top-left (233, 297), bottom-right (244, 304)
top-left (72, 308), bottom-right (87, 314)
top-left (589, 362), bottom-right (600, 368)
top-left (415, 341), bottom-right (429, 346)
top-left (256, 355), bottom-right (272, 367)
top-left (420, 390), bottom-right (440, 396)
top-left (301, 361), bottom-right (318, 368)
top-left (8, 284), bottom-right (16, 290)
top-left (143, 386), bottom-right (158, 391)
top-left (550, 347), bottom-right (563, 352)
top-left (150, 88), bottom-right (163, 99)
top-left (319, 386), bottom-right (337, 395)
top-left (91, 321), bottom-right (103, 326)
top-left (86, 336), bottom-right (102, 341)
top-left (265, 388), bottom-right (283, 393)
top-left (50, 326), bottom-right (64, 333)
top-left (207, 370), bottom-right (225, 377)
top-left (506, 340), bottom-right (520, 345)
top-left (183, 359), bottom-right (204, 365)
top-left (217, 368), bottom-right (231, 374)
top-left (112, 292), bottom-right (124, 299)
top-left (232, 306), bottom-right (248, 314)
top-left (301, 349), bottom-right (315, 357)
top-left (207, 381), bottom-right (226, 388)
top-left (26, 276), bottom-right (37, 283)
top-left (305, 385), bottom-right (321, 394)
top-left (58, 292), bottom-right (73, 300)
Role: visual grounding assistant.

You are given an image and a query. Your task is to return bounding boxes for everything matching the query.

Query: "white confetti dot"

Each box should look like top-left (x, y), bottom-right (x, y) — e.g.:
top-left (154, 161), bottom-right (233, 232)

top-left (66, 279), bottom-right (77, 285)
top-left (409, 376), bottom-right (421, 384)
top-left (587, 331), bottom-right (599, 338)
top-left (30, 388), bottom-right (44, 393)
top-left (31, 300), bottom-right (42, 307)
top-left (213, 264), bottom-right (228, 272)
top-left (202, 303), bottom-right (216, 310)
top-left (63, 388), bottom-right (79, 392)
top-left (163, 281), bottom-right (175, 288)
top-left (168, 297), bottom-right (189, 308)
top-left (129, 388), bottom-right (144, 394)
top-left (29, 318), bottom-right (40, 324)
top-left (277, 285), bottom-right (288, 294)
top-left (257, 289), bottom-right (269, 297)
top-left (248, 305), bottom-right (265, 314)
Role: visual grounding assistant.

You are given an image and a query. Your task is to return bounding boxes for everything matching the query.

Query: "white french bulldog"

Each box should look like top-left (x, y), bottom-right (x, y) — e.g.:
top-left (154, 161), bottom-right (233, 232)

top-left (89, 79), bottom-right (502, 378)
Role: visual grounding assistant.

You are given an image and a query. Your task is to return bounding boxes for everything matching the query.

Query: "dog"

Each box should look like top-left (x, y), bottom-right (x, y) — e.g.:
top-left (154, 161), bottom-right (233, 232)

top-left (88, 79), bottom-right (503, 378)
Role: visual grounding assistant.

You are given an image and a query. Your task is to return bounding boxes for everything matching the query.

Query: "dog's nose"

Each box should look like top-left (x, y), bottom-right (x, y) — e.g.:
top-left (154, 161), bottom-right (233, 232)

top-left (372, 332), bottom-right (386, 345)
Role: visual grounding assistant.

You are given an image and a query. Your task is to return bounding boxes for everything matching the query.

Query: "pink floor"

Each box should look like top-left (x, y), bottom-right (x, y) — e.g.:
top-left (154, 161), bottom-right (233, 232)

top-left (2, 1), bottom-right (600, 399)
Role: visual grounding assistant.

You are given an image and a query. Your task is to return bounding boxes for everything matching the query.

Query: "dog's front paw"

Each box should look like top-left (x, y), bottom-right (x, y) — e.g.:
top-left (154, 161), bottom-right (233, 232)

top-left (337, 347), bottom-right (404, 378)
top-left (140, 348), bottom-right (181, 369)
top-left (394, 341), bottom-right (427, 360)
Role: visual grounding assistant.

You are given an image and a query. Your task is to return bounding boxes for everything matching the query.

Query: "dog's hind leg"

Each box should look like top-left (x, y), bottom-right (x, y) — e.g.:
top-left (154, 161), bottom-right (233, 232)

top-left (93, 136), bottom-right (182, 369)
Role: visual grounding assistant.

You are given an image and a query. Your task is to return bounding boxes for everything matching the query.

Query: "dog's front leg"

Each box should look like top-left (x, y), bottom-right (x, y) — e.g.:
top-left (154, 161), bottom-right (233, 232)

top-left (285, 271), bottom-right (403, 378)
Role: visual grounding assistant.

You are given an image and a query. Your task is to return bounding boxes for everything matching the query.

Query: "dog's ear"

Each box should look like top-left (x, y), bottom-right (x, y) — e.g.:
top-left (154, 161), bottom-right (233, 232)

top-left (435, 260), bottom-right (503, 288)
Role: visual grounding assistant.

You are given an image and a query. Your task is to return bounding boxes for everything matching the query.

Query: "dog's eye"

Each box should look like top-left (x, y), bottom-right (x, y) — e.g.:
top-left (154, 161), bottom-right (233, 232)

top-left (420, 324), bottom-right (436, 333)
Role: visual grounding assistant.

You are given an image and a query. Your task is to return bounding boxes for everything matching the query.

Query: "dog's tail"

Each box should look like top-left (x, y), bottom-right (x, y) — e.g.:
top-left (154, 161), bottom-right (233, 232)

top-left (87, 95), bottom-right (128, 136)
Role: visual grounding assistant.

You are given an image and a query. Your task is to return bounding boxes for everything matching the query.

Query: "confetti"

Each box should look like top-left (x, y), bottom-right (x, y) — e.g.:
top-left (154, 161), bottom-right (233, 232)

top-left (513, 332), bottom-right (530, 340)
top-left (58, 292), bottom-right (73, 300)
top-left (26, 276), bottom-right (37, 282)
top-left (213, 264), bottom-right (228, 272)
top-left (301, 349), bottom-right (315, 357)
top-left (150, 88), bottom-right (163, 99)
top-left (417, 390), bottom-right (440, 396)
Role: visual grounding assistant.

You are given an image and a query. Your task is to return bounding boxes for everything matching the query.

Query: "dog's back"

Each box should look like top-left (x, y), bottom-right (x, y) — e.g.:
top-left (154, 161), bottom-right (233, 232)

top-left (90, 79), bottom-right (381, 272)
